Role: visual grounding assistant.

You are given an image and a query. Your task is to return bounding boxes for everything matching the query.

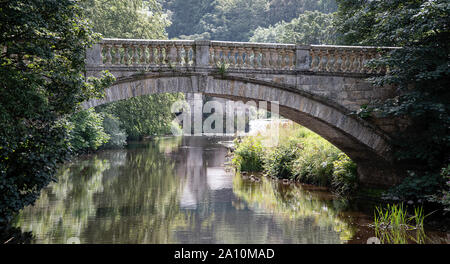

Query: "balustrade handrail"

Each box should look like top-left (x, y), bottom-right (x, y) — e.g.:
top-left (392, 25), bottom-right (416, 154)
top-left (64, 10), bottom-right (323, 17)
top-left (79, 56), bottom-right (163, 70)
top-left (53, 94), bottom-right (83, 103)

top-left (100, 38), bottom-right (195, 45)
top-left (87, 38), bottom-right (400, 74)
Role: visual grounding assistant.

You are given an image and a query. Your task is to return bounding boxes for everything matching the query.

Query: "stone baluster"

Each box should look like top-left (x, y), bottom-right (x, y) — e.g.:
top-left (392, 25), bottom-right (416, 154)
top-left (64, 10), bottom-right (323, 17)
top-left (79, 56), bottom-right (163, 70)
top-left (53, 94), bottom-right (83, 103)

top-left (254, 48), bottom-right (262, 68)
top-left (332, 49), bottom-right (341, 72)
top-left (357, 51), bottom-right (364, 73)
top-left (357, 50), bottom-right (365, 73)
top-left (267, 49), bottom-right (274, 68)
top-left (163, 44), bottom-right (170, 65)
top-left (246, 47), bottom-right (254, 68)
top-left (103, 44), bottom-right (112, 65)
top-left (327, 50), bottom-right (333, 72)
top-left (209, 47), bottom-right (215, 66)
top-left (123, 44), bottom-right (130, 65)
top-left (147, 45), bottom-right (154, 65)
top-left (184, 45), bottom-right (191, 66)
top-left (227, 47), bottom-right (235, 66)
top-left (349, 50), bottom-right (356, 73)
top-left (131, 45), bottom-right (139, 65)
top-left (229, 47), bottom-right (236, 67)
top-left (113, 44), bottom-right (121, 65)
top-left (155, 45), bottom-right (161, 65)
top-left (287, 49), bottom-right (294, 70)
top-left (163, 44), bottom-right (169, 65)
top-left (348, 50), bottom-right (357, 72)
top-left (158, 44), bottom-right (164, 65)
top-left (325, 49), bottom-right (334, 72)
top-left (220, 47), bottom-right (226, 64)
top-left (214, 46), bottom-right (221, 66)
top-left (339, 50), bottom-right (348, 72)
top-left (168, 44), bottom-right (176, 65)
top-left (261, 48), bottom-right (269, 68)
top-left (279, 49), bottom-right (286, 69)
top-left (237, 48), bottom-right (244, 68)
top-left (175, 44), bottom-right (182, 66)
top-left (230, 47), bottom-right (236, 65)
top-left (191, 44), bottom-right (196, 66)
top-left (349, 50), bottom-right (357, 72)
top-left (139, 45), bottom-right (146, 64)
top-left (310, 49), bottom-right (318, 71)
top-left (316, 50), bottom-right (324, 71)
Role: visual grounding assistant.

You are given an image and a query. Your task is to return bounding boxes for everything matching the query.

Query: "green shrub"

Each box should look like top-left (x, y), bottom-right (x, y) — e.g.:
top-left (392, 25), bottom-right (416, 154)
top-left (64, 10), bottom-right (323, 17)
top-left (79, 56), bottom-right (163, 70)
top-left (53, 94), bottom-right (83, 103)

top-left (232, 137), bottom-right (264, 172)
top-left (68, 109), bottom-right (110, 153)
top-left (264, 140), bottom-right (299, 179)
top-left (384, 170), bottom-right (444, 202)
top-left (293, 137), bottom-right (340, 186)
top-left (231, 122), bottom-right (359, 196)
top-left (101, 112), bottom-right (127, 149)
top-left (331, 153), bottom-right (358, 196)
top-left (97, 93), bottom-right (184, 140)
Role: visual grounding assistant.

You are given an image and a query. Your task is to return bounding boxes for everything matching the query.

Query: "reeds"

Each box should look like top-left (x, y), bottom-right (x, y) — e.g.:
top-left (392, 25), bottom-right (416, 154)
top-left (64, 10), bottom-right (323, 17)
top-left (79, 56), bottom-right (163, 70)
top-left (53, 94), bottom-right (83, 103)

top-left (372, 203), bottom-right (431, 244)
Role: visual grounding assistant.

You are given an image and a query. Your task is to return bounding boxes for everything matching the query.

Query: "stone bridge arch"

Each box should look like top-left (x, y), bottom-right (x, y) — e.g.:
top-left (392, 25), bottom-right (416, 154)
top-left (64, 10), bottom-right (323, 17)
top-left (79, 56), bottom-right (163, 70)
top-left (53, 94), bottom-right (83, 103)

top-left (83, 39), bottom-right (401, 187)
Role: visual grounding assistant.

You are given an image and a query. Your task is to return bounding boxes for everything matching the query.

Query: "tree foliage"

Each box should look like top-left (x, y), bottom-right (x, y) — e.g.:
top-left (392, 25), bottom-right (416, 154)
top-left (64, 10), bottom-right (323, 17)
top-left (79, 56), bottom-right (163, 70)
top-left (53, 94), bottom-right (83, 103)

top-left (162, 0), bottom-right (337, 41)
top-left (250, 11), bottom-right (337, 44)
top-left (335, 0), bottom-right (450, 200)
top-left (164, 0), bottom-right (215, 38)
top-left (81, 0), bottom-right (170, 39)
top-left (68, 109), bottom-right (110, 153)
top-left (81, 0), bottom-right (182, 141)
top-left (266, 0), bottom-right (338, 25)
top-left (97, 93), bottom-right (184, 140)
top-left (0, 0), bottom-right (114, 223)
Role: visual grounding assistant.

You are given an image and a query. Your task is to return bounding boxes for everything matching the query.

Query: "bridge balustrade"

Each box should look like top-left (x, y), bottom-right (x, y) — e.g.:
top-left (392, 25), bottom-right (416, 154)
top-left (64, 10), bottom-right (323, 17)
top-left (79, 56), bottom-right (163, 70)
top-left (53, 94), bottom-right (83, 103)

top-left (88, 39), bottom-right (398, 75)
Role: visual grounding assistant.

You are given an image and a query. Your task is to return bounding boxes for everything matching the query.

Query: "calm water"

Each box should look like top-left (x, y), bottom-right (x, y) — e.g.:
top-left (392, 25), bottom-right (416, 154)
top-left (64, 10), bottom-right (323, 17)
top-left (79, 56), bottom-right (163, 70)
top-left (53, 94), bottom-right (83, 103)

top-left (14, 136), bottom-right (449, 244)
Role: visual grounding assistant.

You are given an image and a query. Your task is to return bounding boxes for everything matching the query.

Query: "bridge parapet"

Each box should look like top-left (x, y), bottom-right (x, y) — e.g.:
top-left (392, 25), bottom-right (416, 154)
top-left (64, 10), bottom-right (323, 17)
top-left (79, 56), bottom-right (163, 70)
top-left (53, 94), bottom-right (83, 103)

top-left (86, 38), bottom-right (397, 75)
top-left (310, 45), bottom-right (395, 74)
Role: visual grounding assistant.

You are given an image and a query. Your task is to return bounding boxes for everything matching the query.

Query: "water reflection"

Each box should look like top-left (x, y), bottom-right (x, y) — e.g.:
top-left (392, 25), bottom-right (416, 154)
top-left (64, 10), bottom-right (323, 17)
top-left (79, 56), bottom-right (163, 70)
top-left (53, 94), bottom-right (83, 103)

top-left (14, 136), bottom-right (448, 244)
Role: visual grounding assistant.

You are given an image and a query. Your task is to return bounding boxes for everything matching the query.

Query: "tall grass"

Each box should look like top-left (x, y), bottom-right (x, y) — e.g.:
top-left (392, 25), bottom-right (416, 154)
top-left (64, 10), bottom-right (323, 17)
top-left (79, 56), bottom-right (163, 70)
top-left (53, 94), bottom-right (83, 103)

top-left (372, 203), bottom-right (430, 244)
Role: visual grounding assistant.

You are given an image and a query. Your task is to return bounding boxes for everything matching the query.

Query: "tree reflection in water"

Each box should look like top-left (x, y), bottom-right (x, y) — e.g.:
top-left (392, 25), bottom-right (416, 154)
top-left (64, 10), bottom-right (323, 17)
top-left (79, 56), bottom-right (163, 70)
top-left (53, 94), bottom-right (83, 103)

top-left (16, 136), bottom-right (446, 244)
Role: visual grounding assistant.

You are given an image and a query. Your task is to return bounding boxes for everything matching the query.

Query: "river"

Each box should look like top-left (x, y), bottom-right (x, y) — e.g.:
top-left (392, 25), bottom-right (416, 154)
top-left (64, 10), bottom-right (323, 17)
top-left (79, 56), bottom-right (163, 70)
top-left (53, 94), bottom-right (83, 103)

top-left (13, 136), bottom-right (449, 244)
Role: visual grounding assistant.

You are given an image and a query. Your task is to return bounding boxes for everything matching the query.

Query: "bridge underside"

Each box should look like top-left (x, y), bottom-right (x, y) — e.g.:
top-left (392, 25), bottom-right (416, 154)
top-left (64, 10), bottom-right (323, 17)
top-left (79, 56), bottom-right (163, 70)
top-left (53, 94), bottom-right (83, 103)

top-left (83, 72), bottom-right (401, 187)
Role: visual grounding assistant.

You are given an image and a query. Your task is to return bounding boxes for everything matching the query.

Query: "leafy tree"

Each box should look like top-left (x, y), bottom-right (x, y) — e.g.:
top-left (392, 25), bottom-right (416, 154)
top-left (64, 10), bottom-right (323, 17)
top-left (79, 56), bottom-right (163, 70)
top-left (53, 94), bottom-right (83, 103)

top-left (335, 0), bottom-right (450, 199)
top-left (197, 0), bottom-right (271, 41)
top-left (250, 11), bottom-right (337, 44)
top-left (162, 0), bottom-right (337, 41)
top-left (163, 0), bottom-right (215, 38)
top-left (0, 0), bottom-right (114, 223)
top-left (266, 0), bottom-right (337, 25)
top-left (101, 113), bottom-right (128, 148)
top-left (81, 0), bottom-right (182, 140)
top-left (68, 109), bottom-right (110, 153)
top-left (81, 0), bottom-right (170, 39)
top-left (97, 93), bottom-right (184, 140)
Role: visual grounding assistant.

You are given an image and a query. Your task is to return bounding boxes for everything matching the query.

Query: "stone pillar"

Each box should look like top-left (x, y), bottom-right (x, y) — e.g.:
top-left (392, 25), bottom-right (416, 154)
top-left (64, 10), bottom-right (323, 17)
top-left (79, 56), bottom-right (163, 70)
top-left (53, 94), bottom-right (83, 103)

top-left (86, 44), bottom-right (102, 66)
top-left (85, 44), bottom-right (102, 77)
top-left (295, 45), bottom-right (311, 71)
top-left (194, 40), bottom-right (211, 70)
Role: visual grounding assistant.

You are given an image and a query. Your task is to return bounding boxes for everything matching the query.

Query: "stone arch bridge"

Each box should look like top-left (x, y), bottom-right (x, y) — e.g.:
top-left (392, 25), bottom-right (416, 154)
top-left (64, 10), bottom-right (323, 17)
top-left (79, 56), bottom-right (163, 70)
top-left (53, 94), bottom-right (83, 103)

top-left (84, 38), bottom-right (401, 187)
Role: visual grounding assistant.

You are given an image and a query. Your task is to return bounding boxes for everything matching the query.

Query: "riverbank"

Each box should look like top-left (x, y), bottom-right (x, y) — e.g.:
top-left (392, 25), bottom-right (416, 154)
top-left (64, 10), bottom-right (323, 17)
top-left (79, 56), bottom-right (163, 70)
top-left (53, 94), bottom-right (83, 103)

top-left (228, 122), bottom-right (450, 235)
top-left (230, 122), bottom-right (358, 196)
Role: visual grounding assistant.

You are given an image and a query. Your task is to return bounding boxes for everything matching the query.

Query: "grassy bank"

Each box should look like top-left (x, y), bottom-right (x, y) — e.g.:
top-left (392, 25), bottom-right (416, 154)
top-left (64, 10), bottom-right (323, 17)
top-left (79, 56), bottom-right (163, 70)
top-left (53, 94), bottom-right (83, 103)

top-left (231, 122), bottom-right (358, 196)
